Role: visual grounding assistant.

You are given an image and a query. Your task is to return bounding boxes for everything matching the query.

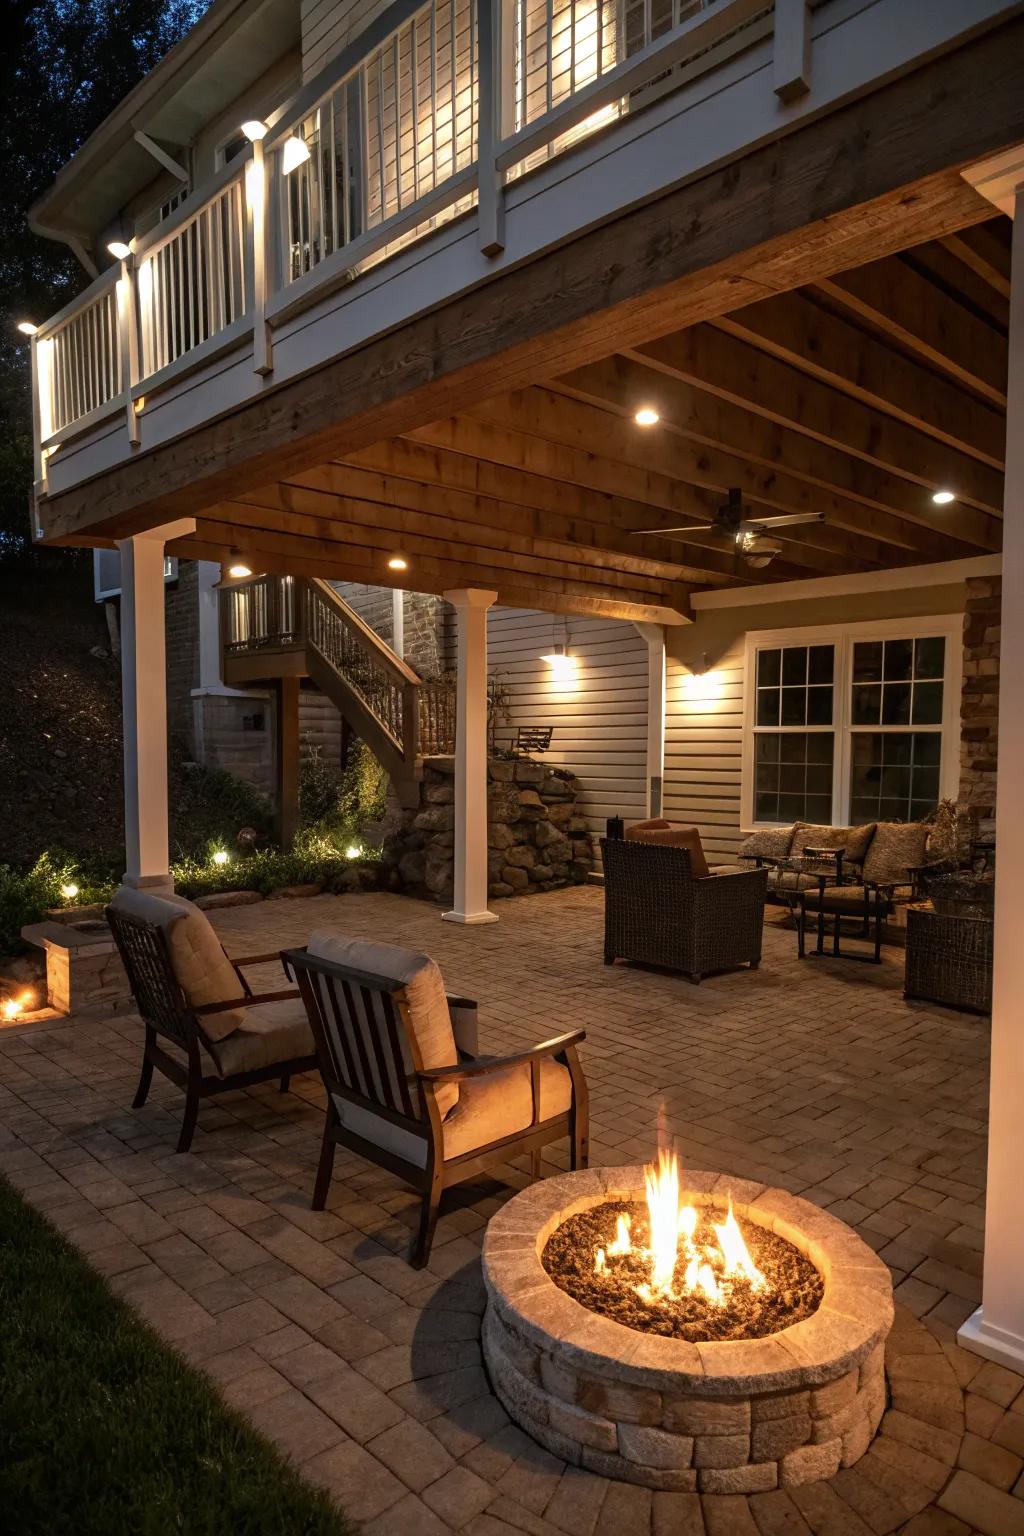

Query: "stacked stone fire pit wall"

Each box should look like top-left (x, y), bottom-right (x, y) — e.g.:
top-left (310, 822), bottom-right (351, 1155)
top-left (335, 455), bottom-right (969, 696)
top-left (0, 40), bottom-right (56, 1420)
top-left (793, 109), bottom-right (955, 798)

top-left (482, 1169), bottom-right (893, 1495)
top-left (379, 755), bottom-right (594, 905)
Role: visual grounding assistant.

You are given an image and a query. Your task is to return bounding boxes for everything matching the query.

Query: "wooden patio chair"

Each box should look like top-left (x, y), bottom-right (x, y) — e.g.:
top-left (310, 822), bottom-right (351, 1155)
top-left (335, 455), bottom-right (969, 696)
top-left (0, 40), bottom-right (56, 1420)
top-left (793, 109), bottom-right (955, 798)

top-left (283, 932), bottom-right (588, 1267)
top-left (106, 887), bottom-right (316, 1153)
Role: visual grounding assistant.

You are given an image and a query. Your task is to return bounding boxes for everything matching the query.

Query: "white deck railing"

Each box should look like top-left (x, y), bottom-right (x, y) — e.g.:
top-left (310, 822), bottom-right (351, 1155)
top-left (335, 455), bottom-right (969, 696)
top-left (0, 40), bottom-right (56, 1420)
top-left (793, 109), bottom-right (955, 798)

top-left (30, 0), bottom-right (784, 474)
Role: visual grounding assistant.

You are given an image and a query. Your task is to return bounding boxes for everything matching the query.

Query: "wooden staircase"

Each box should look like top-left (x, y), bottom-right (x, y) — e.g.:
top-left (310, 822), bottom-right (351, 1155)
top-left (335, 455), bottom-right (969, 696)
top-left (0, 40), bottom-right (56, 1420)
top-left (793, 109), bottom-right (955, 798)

top-left (220, 575), bottom-right (455, 806)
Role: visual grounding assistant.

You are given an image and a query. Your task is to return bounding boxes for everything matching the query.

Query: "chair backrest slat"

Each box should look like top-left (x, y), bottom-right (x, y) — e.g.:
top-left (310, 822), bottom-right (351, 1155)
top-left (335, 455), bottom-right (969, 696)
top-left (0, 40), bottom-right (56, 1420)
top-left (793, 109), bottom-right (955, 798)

top-left (106, 909), bottom-right (195, 1050)
top-left (380, 990), bottom-right (415, 1117)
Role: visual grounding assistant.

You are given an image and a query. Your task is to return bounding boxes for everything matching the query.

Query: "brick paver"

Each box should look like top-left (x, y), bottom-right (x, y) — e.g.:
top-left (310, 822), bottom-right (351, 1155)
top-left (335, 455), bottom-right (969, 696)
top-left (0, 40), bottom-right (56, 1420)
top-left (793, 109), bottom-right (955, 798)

top-left (1, 888), bottom-right (1020, 1534)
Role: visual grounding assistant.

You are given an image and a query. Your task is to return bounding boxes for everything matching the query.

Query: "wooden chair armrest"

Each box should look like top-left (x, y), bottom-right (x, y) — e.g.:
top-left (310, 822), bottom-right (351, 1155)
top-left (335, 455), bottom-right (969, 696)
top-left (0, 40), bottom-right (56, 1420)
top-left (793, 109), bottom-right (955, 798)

top-left (445, 993), bottom-right (478, 1010)
top-left (194, 988), bottom-right (300, 1016)
top-left (418, 1029), bottom-right (586, 1083)
top-left (230, 952), bottom-right (286, 967)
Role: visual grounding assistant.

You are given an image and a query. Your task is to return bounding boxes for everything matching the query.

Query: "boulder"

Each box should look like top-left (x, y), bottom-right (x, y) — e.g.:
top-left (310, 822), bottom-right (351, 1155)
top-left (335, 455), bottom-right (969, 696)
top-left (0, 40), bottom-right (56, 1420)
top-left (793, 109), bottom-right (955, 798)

top-left (424, 782), bottom-right (455, 805)
top-left (505, 845), bottom-right (536, 869)
top-left (414, 805), bottom-right (454, 833)
top-left (489, 881), bottom-right (515, 898)
top-left (398, 850), bottom-right (427, 885)
top-left (488, 824), bottom-right (516, 850)
top-left (501, 865), bottom-right (530, 890)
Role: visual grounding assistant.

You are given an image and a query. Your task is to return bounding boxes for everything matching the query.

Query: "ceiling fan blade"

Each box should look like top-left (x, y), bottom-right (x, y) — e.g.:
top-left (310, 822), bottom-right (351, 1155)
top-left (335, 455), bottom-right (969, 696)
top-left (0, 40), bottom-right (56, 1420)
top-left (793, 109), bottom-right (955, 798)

top-left (632, 522), bottom-right (721, 536)
top-left (739, 511), bottom-right (826, 530)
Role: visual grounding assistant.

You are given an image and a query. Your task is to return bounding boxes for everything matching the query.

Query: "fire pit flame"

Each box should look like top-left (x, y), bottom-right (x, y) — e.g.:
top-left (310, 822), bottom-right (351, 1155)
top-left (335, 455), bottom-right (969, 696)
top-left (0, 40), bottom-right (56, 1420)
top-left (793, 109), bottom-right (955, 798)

top-left (592, 1149), bottom-right (768, 1306)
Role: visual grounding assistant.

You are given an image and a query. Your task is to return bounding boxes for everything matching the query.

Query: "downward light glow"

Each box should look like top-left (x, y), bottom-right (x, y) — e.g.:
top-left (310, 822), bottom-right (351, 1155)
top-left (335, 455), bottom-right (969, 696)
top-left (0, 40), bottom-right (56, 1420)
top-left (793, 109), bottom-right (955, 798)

top-left (634, 406), bottom-right (660, 427)
top-left (212, 850), bottom-right (230, 867)
top-left (3, 990), bottom-right (34, 1022)
top-left (16, 321), bottom-right (38, 336)
top-left (107, 241), bottom-right (131, 261)
top-left (60, 883), bottom-right (79, 901)
top-left (932, 489), bottom-right (956, 505)
top-left (241, 119), bottom-right (268, 142)
top-left (281, 136), bottom-right (311, 175)
top-left (387, 555), bottom-right (408, 571)
top-left (227, 549), bottom-right (253, 579)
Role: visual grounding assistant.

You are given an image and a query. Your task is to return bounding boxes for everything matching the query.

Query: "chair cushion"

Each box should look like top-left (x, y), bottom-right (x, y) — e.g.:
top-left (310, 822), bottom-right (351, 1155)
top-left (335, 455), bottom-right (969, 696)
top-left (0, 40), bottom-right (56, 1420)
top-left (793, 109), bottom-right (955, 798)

top-left (109, 885), bottom-right (245, 1041)
top-left (307, 932), bottom-right (459, 1118)
top-left (737, 827), bottom-right (794, 861)
top-left (203, 997), bottom-right (315, 1078)
top-left (862, 823), bottom-right (930, 886)
top-left (766, 868), bottom-right (823, 894)
top-left (792, 823), bottom-right (877, 865)
top-left (625, 823), bottom-right (709, 878)
top-left (627, 819), bottom-right (672, 833)
top-left (442, 1058), bottom-right (573, 1160)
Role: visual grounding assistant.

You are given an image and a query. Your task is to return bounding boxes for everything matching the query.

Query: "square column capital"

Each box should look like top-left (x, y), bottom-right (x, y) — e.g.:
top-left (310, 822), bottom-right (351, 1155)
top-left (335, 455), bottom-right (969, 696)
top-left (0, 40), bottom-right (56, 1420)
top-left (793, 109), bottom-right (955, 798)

top-left (962, 143), bottom-right (1024, 217)
top-left (443, 588), bottom-right (498, 610)
top-left (115, 517), bottom-right (196, 550)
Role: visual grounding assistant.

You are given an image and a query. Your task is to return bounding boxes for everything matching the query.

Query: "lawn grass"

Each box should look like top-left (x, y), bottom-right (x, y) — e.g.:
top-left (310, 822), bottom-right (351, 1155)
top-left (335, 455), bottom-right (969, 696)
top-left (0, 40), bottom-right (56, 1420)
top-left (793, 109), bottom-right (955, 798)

top-left (0, 1176), bottom-right (352, 1536)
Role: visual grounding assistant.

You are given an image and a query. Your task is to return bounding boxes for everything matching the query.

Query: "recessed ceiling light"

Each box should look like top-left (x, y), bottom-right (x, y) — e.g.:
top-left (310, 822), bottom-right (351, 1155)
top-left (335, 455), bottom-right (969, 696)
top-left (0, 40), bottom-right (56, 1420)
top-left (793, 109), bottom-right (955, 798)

top-left (931, 489), bottom-right (956, 506)
top-left (387, 555), bottom-right (408, 571)
top-left (634, 407), bottom-right (659, 427)
top-left (107, 241), bottom-right (131, 260)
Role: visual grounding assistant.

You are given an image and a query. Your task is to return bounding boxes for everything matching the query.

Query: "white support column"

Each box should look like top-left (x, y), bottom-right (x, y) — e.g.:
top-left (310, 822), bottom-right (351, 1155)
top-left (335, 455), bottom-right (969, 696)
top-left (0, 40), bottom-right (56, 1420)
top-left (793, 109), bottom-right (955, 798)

top-left (443, 589), bottom-right (499, 925)
top-left (196, 560), bottom-right (223, 689)
top-left (958, 183), bottom-right (1024, 1372)
top-left (635, 623), bottom-right (667, 818)
top-left (117, 520), bottom-right (194, 892)
top-left (392, 587), bottom-right (405, 660)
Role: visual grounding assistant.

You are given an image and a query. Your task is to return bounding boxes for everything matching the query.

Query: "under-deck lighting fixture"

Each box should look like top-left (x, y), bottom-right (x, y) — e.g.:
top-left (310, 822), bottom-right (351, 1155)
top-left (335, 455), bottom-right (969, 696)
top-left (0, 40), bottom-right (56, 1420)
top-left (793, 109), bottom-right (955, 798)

top-left (16, 320), bottom-right (38, 336)
top-left (931, 489), bottom-right (956, 506)
top-left (281, 136), bottom-right (311, 175)
top-left (541, 643), bottom-right (577, 681)
top-left (107, 241), bottom-right (131, 261)
top-left (227, 549), bottom-right (253, 579)
top-left (241, 119), bottom-right (268, 142)
top-left (387, 555), bottom-right (409, 571)
top-left (634, 406), bottom-right (660, 427)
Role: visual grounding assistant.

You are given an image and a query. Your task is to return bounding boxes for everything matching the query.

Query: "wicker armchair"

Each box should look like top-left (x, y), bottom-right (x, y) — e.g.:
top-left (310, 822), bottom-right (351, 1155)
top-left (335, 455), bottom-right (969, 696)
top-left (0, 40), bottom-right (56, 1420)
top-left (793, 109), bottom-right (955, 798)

top-left (285, 932), bottom-right (588, 1266)
top-left (601, 837), bottom-right (767, 983)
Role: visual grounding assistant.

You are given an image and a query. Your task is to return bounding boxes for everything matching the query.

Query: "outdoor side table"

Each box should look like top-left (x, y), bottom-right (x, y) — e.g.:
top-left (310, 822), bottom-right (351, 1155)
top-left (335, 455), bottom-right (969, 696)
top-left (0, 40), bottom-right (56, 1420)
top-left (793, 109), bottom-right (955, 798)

top-left (904, 902), bottom-right (993, 1015)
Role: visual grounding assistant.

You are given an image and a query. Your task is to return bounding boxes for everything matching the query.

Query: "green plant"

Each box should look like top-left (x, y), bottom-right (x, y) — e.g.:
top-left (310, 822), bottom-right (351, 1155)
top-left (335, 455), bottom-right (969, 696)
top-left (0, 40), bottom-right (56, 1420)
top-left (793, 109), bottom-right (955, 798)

top-left (170, 763), bottom-right (273, 858)
top-left (299, 741), bottom-right (345, 827)
top-left (0, 852), bottom-right (118, 955)
top-left (337, 741), bottom-right (388, 826)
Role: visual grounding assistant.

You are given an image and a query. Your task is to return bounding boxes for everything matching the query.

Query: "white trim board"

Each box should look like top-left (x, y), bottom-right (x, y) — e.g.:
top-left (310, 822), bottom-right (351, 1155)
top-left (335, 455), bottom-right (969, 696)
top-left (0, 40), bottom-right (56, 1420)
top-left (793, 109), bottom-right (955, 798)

top-left (739, 612), bottom-right (964, 832)
top-left (692, 556), bottom-right (1002, 611)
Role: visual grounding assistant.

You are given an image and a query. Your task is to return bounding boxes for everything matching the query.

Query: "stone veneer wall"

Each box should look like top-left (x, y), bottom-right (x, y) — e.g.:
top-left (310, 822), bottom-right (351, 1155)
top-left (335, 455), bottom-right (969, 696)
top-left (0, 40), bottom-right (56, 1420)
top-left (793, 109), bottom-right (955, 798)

top-left (331, 583), bottom-right (453, 678)
top-left (379, 756), bottom-right (594, 904)
top-left (959, 575), bottom-right (1000, 839)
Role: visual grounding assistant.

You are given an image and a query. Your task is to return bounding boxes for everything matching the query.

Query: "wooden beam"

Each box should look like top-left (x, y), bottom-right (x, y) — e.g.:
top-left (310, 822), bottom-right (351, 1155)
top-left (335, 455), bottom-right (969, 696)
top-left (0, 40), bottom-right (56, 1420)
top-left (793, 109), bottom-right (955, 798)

top-left (717, 291), bottom-right (1006, 468)
top-left (554, 355), bottom-right (989, 558)
top-left (39, 12), bottom-right (1024, 544)
top-left (467, 388), bottom-right (916, 571)
top-left (942, 223), bottom-right (1012, 300)
top-left (628, 324), bottom-right (1004, 528)
top-left (908, 241), bottom-right (1010, 331)
top-left (817, 256), bottom-right (1007, 406)
top-left (177, 533), bottom-right (692, 625)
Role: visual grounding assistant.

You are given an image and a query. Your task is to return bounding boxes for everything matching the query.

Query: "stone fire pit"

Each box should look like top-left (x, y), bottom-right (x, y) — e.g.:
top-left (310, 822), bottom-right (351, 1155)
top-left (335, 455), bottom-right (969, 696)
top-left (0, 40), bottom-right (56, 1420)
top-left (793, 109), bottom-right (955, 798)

top-left (482, 1167), bottom-right (893, 1494)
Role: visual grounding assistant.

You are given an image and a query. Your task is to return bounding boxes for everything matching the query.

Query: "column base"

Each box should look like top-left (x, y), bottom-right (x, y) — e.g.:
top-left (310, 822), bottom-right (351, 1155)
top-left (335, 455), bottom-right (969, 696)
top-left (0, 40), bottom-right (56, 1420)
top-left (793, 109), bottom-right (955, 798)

top-left (442, 909), bottom-right (499, 925)
top-left (958, 1306), bottom-right (1024, 1372)
top-left (121, 872), bottom-right (175, 894)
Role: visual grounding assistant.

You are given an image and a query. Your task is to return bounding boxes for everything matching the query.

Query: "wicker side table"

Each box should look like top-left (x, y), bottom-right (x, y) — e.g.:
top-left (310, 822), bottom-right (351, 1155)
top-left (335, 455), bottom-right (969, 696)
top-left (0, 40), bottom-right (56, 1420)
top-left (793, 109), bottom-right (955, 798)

top-left (904, 902), bottom-right (993, 1015)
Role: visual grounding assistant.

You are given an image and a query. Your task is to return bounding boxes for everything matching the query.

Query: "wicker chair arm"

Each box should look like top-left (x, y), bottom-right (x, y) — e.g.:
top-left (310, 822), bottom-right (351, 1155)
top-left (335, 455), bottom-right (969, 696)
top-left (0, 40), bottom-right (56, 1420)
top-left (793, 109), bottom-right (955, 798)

top-left (695, 867), bottom-right (768, 894)
top-left (418, 1029), bottom-right (585, 1083)
top-left (194, 987), bottom-right (300, 1015)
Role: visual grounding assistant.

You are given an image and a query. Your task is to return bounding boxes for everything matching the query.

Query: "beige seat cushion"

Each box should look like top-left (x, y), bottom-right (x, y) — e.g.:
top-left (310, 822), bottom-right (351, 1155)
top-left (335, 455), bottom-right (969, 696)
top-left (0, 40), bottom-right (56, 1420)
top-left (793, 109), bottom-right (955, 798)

top-left (203, 997), bottom-right (315, 1078)
top-left (801, 886), bottom-right (889, 913)
top-left (307, 931), bottom-right (460, 1118)
top-left (862, 823), bottom-right (929, 886)
top-left (109, 885), bottom-right (245, 1041)
top-left (442, 1057), bottom-right (573, 1160)
top-left (792, 822), bottom-right (877, 866)
top-left (737, 827), bottom-right (795, 861)
top-left (626, 823), bottom-right (710, 878)
top-left (766, 868), bottom-right (823, 894)
top-left (627, 819), bottom-right (672, 834)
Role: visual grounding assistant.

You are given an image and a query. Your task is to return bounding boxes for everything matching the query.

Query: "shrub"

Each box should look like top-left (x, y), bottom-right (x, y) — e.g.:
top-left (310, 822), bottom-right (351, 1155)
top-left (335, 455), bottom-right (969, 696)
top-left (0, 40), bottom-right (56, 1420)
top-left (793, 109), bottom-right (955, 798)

top-left (299, 743), bottom-right (344, 828)
top-left (0, 852), bottom-right (118, 956)
top-left (170, 764), bottom-right (274, 858)
top-left (337, 741), bottom-right (388, 826)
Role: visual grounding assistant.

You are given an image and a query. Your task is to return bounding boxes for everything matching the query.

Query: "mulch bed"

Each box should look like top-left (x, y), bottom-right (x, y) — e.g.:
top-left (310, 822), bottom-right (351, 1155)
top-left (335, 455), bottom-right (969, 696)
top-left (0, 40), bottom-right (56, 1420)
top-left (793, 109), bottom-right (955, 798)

top-left (542, 1200), bottom-right (823, 1342)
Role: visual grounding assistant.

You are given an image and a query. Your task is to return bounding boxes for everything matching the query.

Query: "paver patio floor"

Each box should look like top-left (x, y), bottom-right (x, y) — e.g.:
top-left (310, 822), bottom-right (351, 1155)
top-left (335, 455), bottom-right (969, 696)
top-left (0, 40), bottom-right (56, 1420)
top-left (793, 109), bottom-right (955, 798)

top-left (2, 887), bottom-right (1022, 1534)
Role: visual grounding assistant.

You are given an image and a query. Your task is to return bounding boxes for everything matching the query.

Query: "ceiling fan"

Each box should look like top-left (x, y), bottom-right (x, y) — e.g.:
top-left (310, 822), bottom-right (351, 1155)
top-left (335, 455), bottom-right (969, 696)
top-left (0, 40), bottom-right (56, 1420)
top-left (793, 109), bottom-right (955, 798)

top-left (636, 488), bottom-right (825, 568)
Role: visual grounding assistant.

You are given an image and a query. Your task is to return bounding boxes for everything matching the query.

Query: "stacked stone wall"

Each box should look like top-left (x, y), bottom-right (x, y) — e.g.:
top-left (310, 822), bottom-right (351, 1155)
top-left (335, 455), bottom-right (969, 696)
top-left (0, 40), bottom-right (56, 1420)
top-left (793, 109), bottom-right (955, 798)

top-left (959, 575), bottom-right (1000, 838)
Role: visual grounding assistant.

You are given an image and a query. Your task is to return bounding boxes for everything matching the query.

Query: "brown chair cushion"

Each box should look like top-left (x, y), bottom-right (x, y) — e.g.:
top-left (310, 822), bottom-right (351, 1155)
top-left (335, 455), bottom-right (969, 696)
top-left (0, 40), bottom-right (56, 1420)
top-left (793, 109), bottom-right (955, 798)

top-left (307, 931), bottom-right (460, 1118)
top-left (861, 823), bottom-right (930, 886)
top-left (737, 827), bottom-right (794, 861)
top-left (626, 823), bottom-right (709, 878)
top-left (627, 819), bottom-right (672, 833)
top-left (442, 1058), bottom-right (573, 1159)
top-left (109, 885), bottom-right (246, 1041)
top-left (203, 996), bottom-right (315, 1077)
top-left (792, 822), bottom-right (877, 865)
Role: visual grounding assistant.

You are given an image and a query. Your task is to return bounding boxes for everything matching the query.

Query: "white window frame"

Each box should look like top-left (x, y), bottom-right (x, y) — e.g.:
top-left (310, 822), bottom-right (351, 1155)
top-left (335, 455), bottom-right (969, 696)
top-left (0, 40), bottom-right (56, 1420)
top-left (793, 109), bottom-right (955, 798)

top-left (740, 614), bottom-right (963, 831)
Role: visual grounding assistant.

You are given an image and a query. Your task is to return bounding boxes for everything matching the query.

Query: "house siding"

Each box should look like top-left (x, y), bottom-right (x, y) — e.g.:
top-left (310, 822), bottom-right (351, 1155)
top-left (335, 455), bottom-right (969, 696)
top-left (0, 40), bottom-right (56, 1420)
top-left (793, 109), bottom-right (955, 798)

top-left (664, 580), bottom-right (977, 860)
top-left (302, 0), bottom-right (392, 80)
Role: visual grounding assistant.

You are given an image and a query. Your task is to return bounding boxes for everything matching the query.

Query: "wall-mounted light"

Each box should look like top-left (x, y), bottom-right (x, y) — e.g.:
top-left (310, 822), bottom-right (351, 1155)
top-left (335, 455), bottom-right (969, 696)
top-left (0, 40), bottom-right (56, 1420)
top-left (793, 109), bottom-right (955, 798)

top-left (634, 406), bottom-right (660, 427)
top-left (931, 489), bottom-right (956, 506)
top-left (281, 136), bottom-right (311, 175)
top-left (227, 549), bottom-right (253, 579)
top-left (241, 119), bottom-right (268, 142)
top-left (107, 240), bottom-right (131, 261)
top-left (541, 642), bottom-right (577, 681)
top-left (682, 655), bottom-right (724, 703)
top-left (16, 320), bottom-right (38, 336)
top-left (387, 554), bottom-right (409, 571)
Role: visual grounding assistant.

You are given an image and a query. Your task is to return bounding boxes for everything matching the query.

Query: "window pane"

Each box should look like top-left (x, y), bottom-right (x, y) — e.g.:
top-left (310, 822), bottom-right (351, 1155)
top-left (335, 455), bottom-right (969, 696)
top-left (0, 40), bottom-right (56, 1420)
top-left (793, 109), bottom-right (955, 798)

top-left (756, 734), bottom-right (780, 763)
top-left (757, 648), bottom-right (781, 688)
top-left (756, 792), bottom-right (777, 821)
top-left (849, 731), bottom-right (942, 821)
top-left (756, 763), bottom-right (777, 792)
top-left (852, 684), bottom-right (881, 725)
top-left (757, 688), bottom-right (780, 726)
top-left (779, 764), bottom-right (805, 794)
top-left (781, 687), bottom-right (806, 726)
top-left (912, 680), bottom-right (944, 725)
top-left (854, 642), bottom-right (883, 682)
top-left (807, 687), bottom-right (833, 725)
top-left (782, 647), bottom-right (807, 686)
top-left (881, 682), bottom-right (911, 725)
top-left (752, 733), bottom-right (833, 823)
top-left (780, 734), bottom-right (806, 763)
top-left (884, 639), bottom-right (913, 680)
top-left (807, 733), bottom-right (833, 764)
top-left (809, 645), bottom-right (834, 685)
top-left (914, 636), bottom-right (945, 679)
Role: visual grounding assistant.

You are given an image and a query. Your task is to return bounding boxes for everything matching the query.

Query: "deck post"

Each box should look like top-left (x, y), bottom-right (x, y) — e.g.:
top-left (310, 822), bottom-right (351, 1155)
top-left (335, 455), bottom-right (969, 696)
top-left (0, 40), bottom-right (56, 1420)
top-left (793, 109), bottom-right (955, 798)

top-left (443, 589), bottom-right (498, 925)
top-left (958, 181), bottom-right (1024, 1372)
top-left (116, 520), bottom-right (195, 892)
